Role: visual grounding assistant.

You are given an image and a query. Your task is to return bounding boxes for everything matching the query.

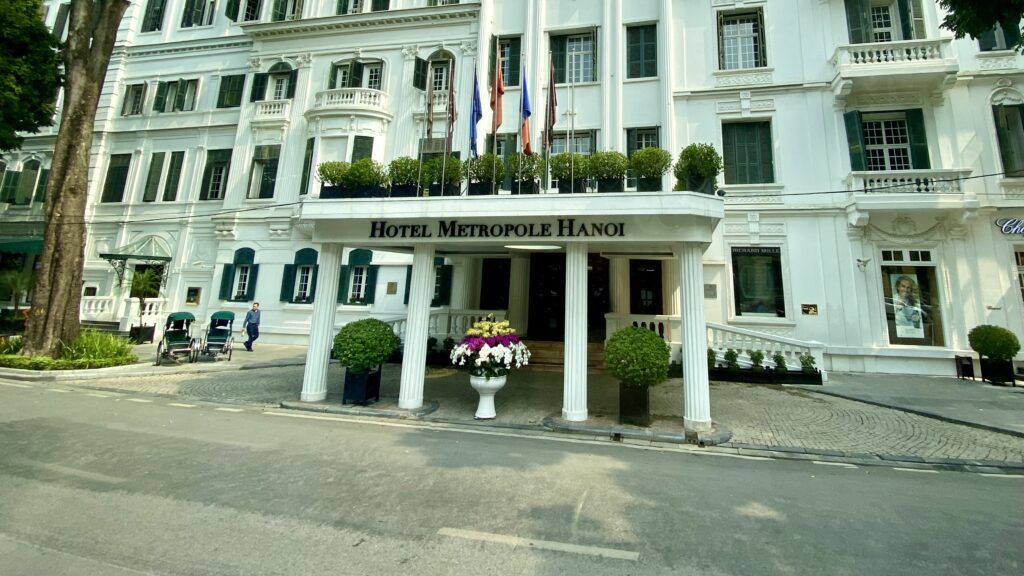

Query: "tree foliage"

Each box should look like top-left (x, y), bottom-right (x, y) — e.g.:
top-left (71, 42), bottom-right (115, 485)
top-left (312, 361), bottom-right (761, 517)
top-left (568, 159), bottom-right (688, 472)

top-left (939, 0), bottom-right (1024, 46)
top-left (0, 0), bottom-right (62, 151)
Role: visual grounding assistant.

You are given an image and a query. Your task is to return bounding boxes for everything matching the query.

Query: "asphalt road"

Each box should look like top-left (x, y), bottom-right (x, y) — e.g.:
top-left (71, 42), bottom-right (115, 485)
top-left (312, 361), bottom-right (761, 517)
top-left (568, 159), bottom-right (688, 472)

top-left (0, 383), bottom-right (1021, 576)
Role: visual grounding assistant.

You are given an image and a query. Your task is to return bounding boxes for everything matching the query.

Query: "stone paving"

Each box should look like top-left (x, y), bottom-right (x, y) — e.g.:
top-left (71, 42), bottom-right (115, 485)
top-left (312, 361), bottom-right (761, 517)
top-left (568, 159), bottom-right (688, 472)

top-left (66, 362), bottom-right (1024, 464)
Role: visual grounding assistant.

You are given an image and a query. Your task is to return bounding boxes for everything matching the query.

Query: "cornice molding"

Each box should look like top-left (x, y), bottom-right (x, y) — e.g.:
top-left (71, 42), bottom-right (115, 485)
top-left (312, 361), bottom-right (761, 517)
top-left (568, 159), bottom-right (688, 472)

top-left (241, 5), bottom-right (480, 40)
top-left (126, 40), bottom-right (253, 59)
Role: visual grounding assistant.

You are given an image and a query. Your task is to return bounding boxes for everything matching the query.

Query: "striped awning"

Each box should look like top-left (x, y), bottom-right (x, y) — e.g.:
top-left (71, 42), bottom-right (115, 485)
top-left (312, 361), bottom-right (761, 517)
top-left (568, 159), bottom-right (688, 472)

top-left (0, 236), bottom-right (43, 254)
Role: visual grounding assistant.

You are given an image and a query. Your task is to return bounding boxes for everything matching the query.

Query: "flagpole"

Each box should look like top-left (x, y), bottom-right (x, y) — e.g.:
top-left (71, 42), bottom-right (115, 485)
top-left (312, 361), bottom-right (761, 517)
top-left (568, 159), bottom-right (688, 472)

top-left (441, 59), bottom-right (451, 195)
top-left (569, 51), bottom-right (576, 189)
top-left (518, 64), bottom-right (524, 188)
top-left (491, 36), bottom-right (500, 196)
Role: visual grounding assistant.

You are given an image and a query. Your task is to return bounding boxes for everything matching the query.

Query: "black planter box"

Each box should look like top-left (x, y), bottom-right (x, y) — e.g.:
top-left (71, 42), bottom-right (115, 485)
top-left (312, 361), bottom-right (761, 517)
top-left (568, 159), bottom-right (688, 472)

top-left (320, 185), bottom-right (355, 199)
top-left (597, 178), bottom-right (624, 193)
top-left (428, 183), bottom-right (461, 197)
top-left (708, 367), bottom-right (823, 385)
top-left (129, 324), bottom-right (156, 344)
top-left (389, 184), bottom-right (419, 198)
top-left (558, 179), bottom-right (587, 194)
top-left (343, 367), bottom-right (382, 405)
top-left (353, 185), bottom-right (386, 198)
top-left (468, 182), bottom-right (496, 195)
top-left (980, 357), bottom-right (1015, 385)
top-left (619, 382), bottom-right (651, 427)
top-left (512, 180), bottom-right (539, 195)
top-left (637, 177), bottom-right (662, 192)
top-left (684, 175), bottom-right (715, 195)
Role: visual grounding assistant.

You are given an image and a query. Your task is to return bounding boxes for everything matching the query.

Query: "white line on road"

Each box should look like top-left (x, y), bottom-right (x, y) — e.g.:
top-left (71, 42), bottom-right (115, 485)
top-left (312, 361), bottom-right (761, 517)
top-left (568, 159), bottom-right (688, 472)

top-left (0, 381), bottom-right (31, 388)
top-left (85, 393), bottom-right (113, 398)
top-left (979, 473), bottom-right (1024, 479)
top-left (167, 403), bottom-right (196, 408)
top-left (215, 407), bottom-right (245, 413)
top-left (437, 527), bottom-right (639, 561)
top-left (15, 460), bottom-right (126, 485)
top-left (125, 398), bottom-right (152, 403)
top-left (686, 450), bottom-right (771, 461)
top-left (44, 388), bottom-right (71, 393)
top-left (812, 461), bottom-right (859, 469)
top-left (893, 467), bottom-right (939, 474)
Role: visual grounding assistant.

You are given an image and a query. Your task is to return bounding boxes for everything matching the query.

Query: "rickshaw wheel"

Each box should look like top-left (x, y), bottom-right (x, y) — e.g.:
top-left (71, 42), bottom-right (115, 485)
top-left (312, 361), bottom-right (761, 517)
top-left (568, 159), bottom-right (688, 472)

top-left (189, 342), bottom-right (199, 363)
top-left (227, 346), bottom-right (232, 361)
top-left (155, 342), bottom-right (164, 366)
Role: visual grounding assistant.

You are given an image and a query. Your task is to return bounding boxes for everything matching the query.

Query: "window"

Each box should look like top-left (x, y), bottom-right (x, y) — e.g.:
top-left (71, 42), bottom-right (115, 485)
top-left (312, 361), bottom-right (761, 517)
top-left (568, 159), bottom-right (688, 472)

top-left (121, 84), bottom-right (147, 116)
top-left (220, 248), bottom-right (258, 301)
top-left (626, 25), bottom-right (657, 79)
top-left (626, 127), bottom-right (659, 188)
top-left (869, 3), bottom-right (895, 42)
top-left (101, 154), bottom-right (133, 203)
top-left (349, 266), bottom-right (367, 302)
top-left (351, 136), bottom-right (373, 162)
top-left (338, 249), bottom-right (378, 304)
top-left (143, 152), bottom-right (165, 202)
top-left (880, 249), bottom-right (944, 346)
top-left (978, 19), bottom-right (1022, 52)
top-left (181, 0), bottom-right (216, 27)
top-left (281, 248), bottom-right (319, 303)
top-left (336, 0), bottom-right (386, 13)
top-left (163, 151), bottom-right (185, 201)
top-left (329, 61), bottom-right (383, 90)
top-left (365, 64), bottom-right (382, 90)
top-left (994, 105), bottom-right (1024, 177)
top-left (551, 32), bottom-right (597, 84)
top-left (153, 79), bottom-right (199, 113)
top-left (200, 149), bottom-right (232, 200)
top-left (251, 63), bottom-right (296, 101)
top-left (722, 122), bottom-right (774, 184)
top-left (630, 260), bottom-right (662, 315)
top-left (1016, 251), bottom-right (1024, 305)
top-left (844, 109), bottom-right (930, 172)
top-left (550, 131), bottom-right (595, 155)
top-left (844, 0), bottom-right (926, 44)
top-left (299, 138), bottom-right (315, 196)
top-left (271, 0), bottom-right (303, 20)
top-left (141, 0), bottom-right (166, 32)
top-left (216, 75), bottom-right (245, 108)
top-left (718, 10), bottom-right (766, 70)
top-left (489, 36), bottom-right (521, 86)
top-left (247, 145), bottom-right (280, 199)
top-left (731, 246), bottom-right (785, 318)
top-left (10, 159), bottom-right (40, 206)
top-left (431, 61), bottom-right (449, 92)
top-left (427, 0), bottom-right (459, 5)
top-left (0, 164), bottom-right (18, 204)
top-left (141, 151), bottom-right (184, 203)
top-left (241, 0), bottom-right (262, 21)
top-left (52, 3), bottom-right (70, 40)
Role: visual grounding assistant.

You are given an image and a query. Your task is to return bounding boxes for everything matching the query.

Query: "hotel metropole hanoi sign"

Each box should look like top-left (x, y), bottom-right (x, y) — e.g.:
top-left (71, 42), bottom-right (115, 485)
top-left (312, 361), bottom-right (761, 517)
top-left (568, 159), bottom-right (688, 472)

top-left (369, 219), bottom-right (627, 240)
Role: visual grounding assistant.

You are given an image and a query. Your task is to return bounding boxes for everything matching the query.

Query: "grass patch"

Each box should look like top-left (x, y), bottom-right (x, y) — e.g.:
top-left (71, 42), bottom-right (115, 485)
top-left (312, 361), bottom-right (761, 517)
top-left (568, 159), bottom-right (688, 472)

top-left (0, 330), bottom-right (138, 371)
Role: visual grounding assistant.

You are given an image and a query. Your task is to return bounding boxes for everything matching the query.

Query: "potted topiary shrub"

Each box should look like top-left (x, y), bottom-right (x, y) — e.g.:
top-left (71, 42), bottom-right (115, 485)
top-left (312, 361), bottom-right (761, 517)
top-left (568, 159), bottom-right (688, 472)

top-left (508, 153), bottom-right (543, 194)
top-left (550, 152), bottom-right (589, 194)
top-left (707, 348), bottom-right (717, 371)
top-left (342, 158), bottom-right (389, 198)
top-left (424, 155), bottom-right (463, 196)
top-left (723, 348), bottom-right (740, 371)
top-left (673, 143), bottom-right (722, 194)
top-left (317, 161), bottom-right (351, 198)
top-left (771, 352), bottom-right (788, 375)
top-left (333, 318), bottom-right (400, 404)
top-left (604, 326), bottom-right (670, 427)
top-left (589, 150), bottom-right (629, 193)
top-left (630, 147), bottom-right (672, 192)
top-left (465, 153), bottom-right (505, 196)
top-left (128, 268), bottom-right (162, 344)
top-left (968, 325), bottom-right (1020, 385)
top-left (388, 157), bottom-right (422, 198)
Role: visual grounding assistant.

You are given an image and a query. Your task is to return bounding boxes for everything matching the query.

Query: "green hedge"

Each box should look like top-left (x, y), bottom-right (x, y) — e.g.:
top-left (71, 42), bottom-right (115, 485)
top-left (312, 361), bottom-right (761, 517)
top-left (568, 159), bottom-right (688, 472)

top-left (0, 355), bottom-right (138, 371)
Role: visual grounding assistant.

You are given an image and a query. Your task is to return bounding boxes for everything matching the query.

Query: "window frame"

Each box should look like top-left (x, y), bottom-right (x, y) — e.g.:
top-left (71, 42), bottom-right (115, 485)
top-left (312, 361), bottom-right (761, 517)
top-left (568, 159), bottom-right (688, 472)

top-left (180, 0), bottom-right (217, 28)
top-left (247, 145), bottom-right (281, 200)
top-left (216, 75), bottom-right (246, 108)
top-left (879, 249), bottom-right (945, 346)
top-left (717, 9), bottom-right (767, 70)
top-left (100, 154), bottom-right (133, 203)
top-left (626, 24), bottom-right (657, 79)
top-left (722, 120), bottom-right (775, 185)
top-left (993, 104), bottom-right (1024, 177)
top-left (730, 245), bottom-right (788, 320)
top-left (121, 84), bottom-right (147, 116)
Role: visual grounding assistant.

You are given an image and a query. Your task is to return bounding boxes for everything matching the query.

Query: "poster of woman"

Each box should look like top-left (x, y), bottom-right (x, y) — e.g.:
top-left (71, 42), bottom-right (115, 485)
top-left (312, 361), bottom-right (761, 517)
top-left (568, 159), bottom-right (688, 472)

top-left (891, 273), bottom-right (924, 339)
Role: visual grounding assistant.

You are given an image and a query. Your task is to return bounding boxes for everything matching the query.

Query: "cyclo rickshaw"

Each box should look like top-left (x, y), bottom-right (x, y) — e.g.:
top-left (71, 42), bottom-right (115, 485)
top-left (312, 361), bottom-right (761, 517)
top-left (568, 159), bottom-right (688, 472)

top-left (155, 311), bottom-right (199, 365)
top-left (201, 310), bottom-right (235, 361)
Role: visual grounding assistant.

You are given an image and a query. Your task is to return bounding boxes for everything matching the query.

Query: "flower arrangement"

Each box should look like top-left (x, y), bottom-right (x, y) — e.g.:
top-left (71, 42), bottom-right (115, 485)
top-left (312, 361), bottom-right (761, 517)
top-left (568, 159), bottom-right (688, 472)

top-left (450, 316), bottom-right (531, 378)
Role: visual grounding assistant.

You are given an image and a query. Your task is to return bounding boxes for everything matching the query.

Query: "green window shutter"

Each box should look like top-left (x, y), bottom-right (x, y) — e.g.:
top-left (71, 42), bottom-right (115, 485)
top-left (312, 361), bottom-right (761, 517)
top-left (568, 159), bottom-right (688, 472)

top-left (364, 265), bottom-right (380, 303)
top-left (904, 109), bottom-right (930, 169)
top-left (352, 136), bottom-right (373, 162)
top-left (508, 37), bottom-right (521, 86)
top-left (180, 0), bottom-right (195, 26)
top-left (199, 155), bottom-right (213, 200)
top-left (551, 35), bottom-right (567, 83)
top-left (308, 265), bottom-right (320, 302)
top-left (286, 69), bottom-right (298, 99)
top-left (259, 157), bottom-right (279, 199)
top-left (644, 25), bottom-right (657, 77)
top-left (413, 57), bottom-right (428, 91)
top-left (1, 172), bottom-right (21, 203)
top-left (142, 0), bottom-right (166, 32)
top-left (172, 79), bottom-right (188, 111)
top-left (758, 123), bottom-right (774, 183)
top-left (101, 155), bottom-right (132, 203)
top-left (250, 73), bottom-right (268, 102)
top-left (844, 0), bottom-right (870, 44)
top-left (350, 61), bottom-right (364, 87)
top-left (994, 105), bottom-right (1024, 176)
top-left (337, 0), bottom-right (349, 14)
top-left (33, 169), bottom-right (49, 202)
top-left (163, 151), bottom-right (184, 201)
top-left (153, 82), bottom-right (169, 112)
top-left (591, 31), bottom-right (599, 79)
top-left (978, 28), bottom-right (999, 51)
top-left (52, 3), bottom-right (69, 38)
top-left (722, 124), bottom-right (739, 184)
top-left (403, 265), bottom-right (412, 305)
top-left (489, 34), bottom-right (496, 85)
top-left (371, 0), bottom-right (389, 11)
top-left (300, 138), bottom-right (315, 195)
top-left (219, 264), bottom-right (235, 300)
top-left (272, 0), bottom-right (286, 21)
top-left (217, 75), bottom-right (244, 108)
top-left (226, 0), bottom-right (240, 21)
top-left (627, 27), bottom-right (642, 79)
top-left (1003, 18), bottom-right (1022, 48)
top-left (337, 265), bottom-right (350, 303)
top-left (329, 64), bottom-right (340, 89)
top-left (436, 264), bottom-right (453, 306)
top-left (143, 152), bottom-right (165, 202)
top-left (245, 265), bottom-right (260, 301)
top-left (843, 111), bottom-right (866, 171)
top-left (280, 264), bottom-right (296, 301)
top-left (896, 0), bottom-right (913, 40)
top-left (725, 122), bottom-right (772, 184)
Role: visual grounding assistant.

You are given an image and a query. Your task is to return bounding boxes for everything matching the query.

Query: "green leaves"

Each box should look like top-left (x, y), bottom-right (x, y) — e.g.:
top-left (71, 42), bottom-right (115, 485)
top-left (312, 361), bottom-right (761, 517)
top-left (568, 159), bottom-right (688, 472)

top-left (333, 318), bottom-right (399, 373)
top-left (968, 324), bottom-right (1021, 361)
top-left (0, 0), bottom-right (62, 151)
top-left (603, 326), bottom-right (670, 388)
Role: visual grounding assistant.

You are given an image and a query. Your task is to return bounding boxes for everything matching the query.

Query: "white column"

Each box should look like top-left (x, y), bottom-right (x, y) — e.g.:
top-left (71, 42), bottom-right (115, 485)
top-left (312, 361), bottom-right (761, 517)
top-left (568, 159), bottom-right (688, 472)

top-left (679, 243), bottom-right (711, 432)
top-left (449, 256), bottom-right (471, 310)
top-left (508, 254), bottom-right (530, 333)
top-left (562, 243), bottom-right (588, 421)
top-left (399, 244), bottom-right (436, 410)
top-left (608, 257), bottom-right (630, 314)
top-left (300, 243), bottom-right (343, 402)
top-left (662, 258), bottom-right (680, 316)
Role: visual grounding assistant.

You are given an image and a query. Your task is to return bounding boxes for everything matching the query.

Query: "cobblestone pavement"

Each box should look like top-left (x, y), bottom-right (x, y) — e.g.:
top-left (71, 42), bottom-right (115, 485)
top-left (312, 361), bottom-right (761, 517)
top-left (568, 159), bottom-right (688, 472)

top-left (69, 365), bottom-right (1024, 464)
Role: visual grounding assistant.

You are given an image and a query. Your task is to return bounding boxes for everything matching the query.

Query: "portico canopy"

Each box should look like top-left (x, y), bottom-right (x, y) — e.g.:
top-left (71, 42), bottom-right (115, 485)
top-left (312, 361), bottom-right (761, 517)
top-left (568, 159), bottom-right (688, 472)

top-left (99, 235), bottom-right (173, 285)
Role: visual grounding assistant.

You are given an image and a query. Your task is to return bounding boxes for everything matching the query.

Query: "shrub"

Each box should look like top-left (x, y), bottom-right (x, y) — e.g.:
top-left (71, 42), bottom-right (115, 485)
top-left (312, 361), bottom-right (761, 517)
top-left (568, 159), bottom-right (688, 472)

top-left (423, 155), bottom-right (464, 185)
top-left (748, 349), bottom-right (765, 372)
top-left (342, 158), bottom-right (388, 188)
top-left (388, 156), bottom-right (422, 186)
top-left (316, 161), bottom-right (350, 186)
top-left (0, 335), bottom-right (24, 355)
top-left (333, 319), bottom-right (400, 373)
top-left (707, 347), bottom-right (717, 370)
top-left (0, 355), bottom-right (136, 370)
top-left (968, 325), bottom-right (1021, 361)
top-left (723, 348), bottom-right (740, 370)
top-left (588, 150), bottom-right (628, 180)
top-left (630, 147), bottom-right (672, 178)
top-left (465, 153), bottom-right (505, 183)
top-left (799, 353), bottom-right (817, 374)
top-left (62, 330), bottom-right (138, 362)
top-left (507, 152), bottom-right (544, 181)
top-left (603, 326), bottom-right (670, 388)
top-left (549, 152), bottom-right (590, 180)
top-left (674, 143), bottom-right (722, 181)
top-left (772, 352), bottom-right (788, 373)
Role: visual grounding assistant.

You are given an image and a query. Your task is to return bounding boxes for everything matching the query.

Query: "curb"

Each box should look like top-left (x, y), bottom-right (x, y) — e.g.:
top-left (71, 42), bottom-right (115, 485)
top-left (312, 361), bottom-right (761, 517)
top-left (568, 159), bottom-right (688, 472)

top-left (0, 358), bottom-right (310, 382)
top-left (280, 398), bottom-right (439, 419)
top-left (717, 441), bottom-right (1024, 472)
top-left (541, 415), bottom-right (733, 447)
top-left (802, 387), bottom-right (1024, 439)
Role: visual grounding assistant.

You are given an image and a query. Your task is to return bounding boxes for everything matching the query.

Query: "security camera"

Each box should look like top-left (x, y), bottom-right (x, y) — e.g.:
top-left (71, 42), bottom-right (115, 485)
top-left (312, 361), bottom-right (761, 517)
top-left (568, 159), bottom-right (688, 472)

top-left (856, 257), bottom-right (871, 269)
top-left (715, 189), bottom-right (726, 197)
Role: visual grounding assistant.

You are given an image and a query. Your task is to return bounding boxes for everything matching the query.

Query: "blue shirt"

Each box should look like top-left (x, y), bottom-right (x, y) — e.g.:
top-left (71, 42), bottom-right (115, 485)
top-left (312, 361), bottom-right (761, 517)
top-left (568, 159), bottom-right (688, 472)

top-left (244, 309), bottom-right (261, 327)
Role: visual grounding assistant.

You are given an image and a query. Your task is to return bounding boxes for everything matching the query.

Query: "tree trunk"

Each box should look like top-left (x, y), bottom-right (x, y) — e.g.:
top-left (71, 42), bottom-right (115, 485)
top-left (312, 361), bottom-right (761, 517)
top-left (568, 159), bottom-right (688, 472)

top-left (22, 0), bottom-right (130, 357)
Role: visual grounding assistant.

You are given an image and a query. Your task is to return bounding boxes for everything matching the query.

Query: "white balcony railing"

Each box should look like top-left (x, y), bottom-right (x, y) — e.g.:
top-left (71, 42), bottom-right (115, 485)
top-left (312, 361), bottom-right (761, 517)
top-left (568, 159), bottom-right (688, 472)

top-left (833, 39), bottom-right (951, 67)
top-left (252, 99), bottom-right (291, 122)
top-left (382, 309), bottom-right (507, 342)
top-left (848, 169), bottom-right (971, 195)
top-left (80, 296), bottom-right (116, 320)
top-left (313, 88), bottom-right (389, 113)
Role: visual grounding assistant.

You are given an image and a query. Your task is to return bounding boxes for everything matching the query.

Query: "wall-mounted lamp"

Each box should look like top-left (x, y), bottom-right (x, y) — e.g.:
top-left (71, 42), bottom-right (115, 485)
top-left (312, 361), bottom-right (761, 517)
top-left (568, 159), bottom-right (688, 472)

top-left (856, 258), bottom-right (871, 270)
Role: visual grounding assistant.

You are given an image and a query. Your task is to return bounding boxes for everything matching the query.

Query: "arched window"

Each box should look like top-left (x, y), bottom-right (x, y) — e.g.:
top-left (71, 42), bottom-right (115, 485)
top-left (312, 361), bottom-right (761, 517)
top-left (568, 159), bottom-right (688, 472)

top-left (426, 49), bottom-right (455, 92)
top-left (251, 62), bottom-right (297, 102)
top-left (14, 159), bottom-right (41, 206)
top-left (328, 59), bottom-right (385, 91)
top-left (280, 248), bottom-right (319, 303)
top-left (992, 88), bottom-right (1024, 177)
top-left (338, 249), bottom-right (378, 305)
top-left (219, 248), bottom-right (259, 302)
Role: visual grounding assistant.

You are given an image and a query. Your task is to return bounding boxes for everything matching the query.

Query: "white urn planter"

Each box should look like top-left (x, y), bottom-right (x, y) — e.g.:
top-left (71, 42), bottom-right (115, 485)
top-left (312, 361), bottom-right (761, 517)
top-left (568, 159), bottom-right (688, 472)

top-left (469, 374), bottom-right (507, 419)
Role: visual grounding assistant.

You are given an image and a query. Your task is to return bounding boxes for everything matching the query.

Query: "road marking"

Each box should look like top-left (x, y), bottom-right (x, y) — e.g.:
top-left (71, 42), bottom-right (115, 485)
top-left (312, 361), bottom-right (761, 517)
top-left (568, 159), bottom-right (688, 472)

top-left (437, 527), bottom-right (639, 561)
top-left (264, 411), bottom-right (427, 430)
top-left (979, 473), bottom-right (1024, 479)
top-left (125, 398), bottom-right (152, 403)
top-left (215, 407), bottom-right (245, 413)
top-left (15, 460), bottom-right (125, 485)
top-left (85, 393), bottom-right (112, 398)
top-left (0, 381), bottom-right (31, 388)
top-left (44, 388), bottom-right (71, 393)
top-left (813, 461), bottom-right (858, 469)
top-left (168, 403), bottom-right (196, 408)
top-left (688, 451), bottom-right (771, 461)
top-left (893, 467), bottom-right (939, 474)
top-left (0, 533), bottom-right (153, 576)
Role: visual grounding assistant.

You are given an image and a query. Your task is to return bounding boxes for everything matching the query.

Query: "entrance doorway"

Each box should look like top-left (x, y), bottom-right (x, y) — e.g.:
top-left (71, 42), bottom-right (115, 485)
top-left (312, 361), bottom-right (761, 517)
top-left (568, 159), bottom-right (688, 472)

top-left (630, 260), bottom-right (663, 315)
top-left (527, 252), bottom-right (609, 341)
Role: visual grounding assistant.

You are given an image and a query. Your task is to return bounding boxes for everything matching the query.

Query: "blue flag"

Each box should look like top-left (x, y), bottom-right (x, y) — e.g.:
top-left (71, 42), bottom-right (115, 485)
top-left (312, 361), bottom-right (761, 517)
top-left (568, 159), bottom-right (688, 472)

top-left (521, 65), bottom-right (532, 155)
top-left (470, 70), bottom-right (483, 158)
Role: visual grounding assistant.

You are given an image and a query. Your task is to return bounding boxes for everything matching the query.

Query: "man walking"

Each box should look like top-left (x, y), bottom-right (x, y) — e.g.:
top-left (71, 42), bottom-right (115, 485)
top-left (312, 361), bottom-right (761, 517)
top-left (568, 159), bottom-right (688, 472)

top-left (242, 302), bottom-right (261, 352)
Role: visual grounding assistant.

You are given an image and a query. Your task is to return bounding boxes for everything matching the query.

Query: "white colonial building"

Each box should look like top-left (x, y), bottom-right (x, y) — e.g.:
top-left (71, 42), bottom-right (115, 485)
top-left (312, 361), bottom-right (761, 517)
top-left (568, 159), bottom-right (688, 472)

top-left (2, 0), bottom-right (1024, 424)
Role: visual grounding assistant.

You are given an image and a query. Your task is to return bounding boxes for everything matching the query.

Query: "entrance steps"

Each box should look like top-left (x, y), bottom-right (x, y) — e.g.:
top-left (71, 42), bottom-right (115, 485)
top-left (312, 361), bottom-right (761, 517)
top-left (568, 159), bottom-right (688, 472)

top-left (523, 340), bottom-right (604, 368)
top-left (80, 320), bottom-right (129, 338)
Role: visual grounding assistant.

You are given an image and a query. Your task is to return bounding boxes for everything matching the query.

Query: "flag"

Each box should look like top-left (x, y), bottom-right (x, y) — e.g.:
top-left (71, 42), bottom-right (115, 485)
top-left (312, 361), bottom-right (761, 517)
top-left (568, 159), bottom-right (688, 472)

top-left (425, 72), bottom-right (435, 139)
top-left (469, 70), bottom-right (482, 158)
top-left (445, 60), bottom-right (457, 155)
top-left (543, 58), bottom-right (557, 152)
top-left (520, 65), bottom-right (533, 155)
top-left (490, 39), bottom-right (505, 135)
